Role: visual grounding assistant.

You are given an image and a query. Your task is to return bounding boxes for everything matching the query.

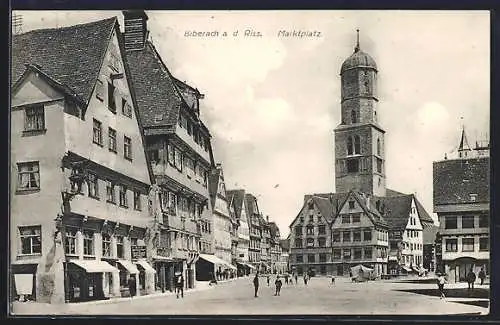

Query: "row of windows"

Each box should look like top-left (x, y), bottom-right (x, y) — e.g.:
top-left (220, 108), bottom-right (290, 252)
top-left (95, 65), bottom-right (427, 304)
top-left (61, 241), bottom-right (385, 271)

top-left (295, 225), bottom-right (327, 236)
top-left (294, 247), bottom-right (385, 262)
top-left (337, 157), bottom-right (384, 175)
top-left (93, 119), bottom-right (133, 160)
top-left (87, 173), bottom-right (142, 210)
top-left (345, 135), bottom-right (382, 157)
top-left (178, 114), bottom-right (210, 153)
top-left (445, 237), bottom-right (489, 252)
top-left (406, 230), bottom-right (421, 238)
top-left (148, 143), bottom-right (208, 187)
top-left (159, 190), bottom-right (204, 219)
top-left (444, 215), bottom-right (489, 229)
top-left (199, 241), bottom-right (212, 254)
top-left (402, 242), bottom-right (423, 251)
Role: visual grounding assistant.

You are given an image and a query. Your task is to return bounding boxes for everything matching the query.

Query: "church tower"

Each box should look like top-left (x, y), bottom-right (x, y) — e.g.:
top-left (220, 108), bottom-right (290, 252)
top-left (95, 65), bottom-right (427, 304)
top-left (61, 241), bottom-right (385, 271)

top-left (334, 30), bottom-right (386, 197)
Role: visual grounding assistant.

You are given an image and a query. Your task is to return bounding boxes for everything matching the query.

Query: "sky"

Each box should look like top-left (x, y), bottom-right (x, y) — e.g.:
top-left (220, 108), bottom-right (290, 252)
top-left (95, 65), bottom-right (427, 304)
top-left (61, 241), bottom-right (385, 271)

top-left (14, 10), bottom-right (490, 237)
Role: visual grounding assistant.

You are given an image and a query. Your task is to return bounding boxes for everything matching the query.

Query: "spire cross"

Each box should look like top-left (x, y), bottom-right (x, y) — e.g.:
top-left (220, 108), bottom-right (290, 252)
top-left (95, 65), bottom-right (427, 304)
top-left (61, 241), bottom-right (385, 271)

top-left (355, 29), bottom-right (360, 52)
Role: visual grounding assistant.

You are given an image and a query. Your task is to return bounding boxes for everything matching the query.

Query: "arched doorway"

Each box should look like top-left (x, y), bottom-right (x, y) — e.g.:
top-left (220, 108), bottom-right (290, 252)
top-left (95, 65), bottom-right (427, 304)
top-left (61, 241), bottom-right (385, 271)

top-left (451, 257), bottom-right (478, 282)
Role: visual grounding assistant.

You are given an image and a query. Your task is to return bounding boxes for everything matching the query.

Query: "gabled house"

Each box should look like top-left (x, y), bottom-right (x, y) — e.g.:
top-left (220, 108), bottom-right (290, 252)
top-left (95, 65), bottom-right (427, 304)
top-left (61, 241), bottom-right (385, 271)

top-left (244, 193), bottom-right (263, 269)
top-left (122, 10), bottom-right (215, 291)
top-left (10, 17), bottom-right (156, 303)
top-left (227, 189), bottom-right (253, 276)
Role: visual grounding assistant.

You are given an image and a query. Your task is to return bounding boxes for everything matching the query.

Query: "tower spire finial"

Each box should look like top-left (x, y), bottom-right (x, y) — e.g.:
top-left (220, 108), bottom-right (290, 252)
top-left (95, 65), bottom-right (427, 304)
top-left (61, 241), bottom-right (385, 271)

top-left (355, 29), bottom-right (360, 52)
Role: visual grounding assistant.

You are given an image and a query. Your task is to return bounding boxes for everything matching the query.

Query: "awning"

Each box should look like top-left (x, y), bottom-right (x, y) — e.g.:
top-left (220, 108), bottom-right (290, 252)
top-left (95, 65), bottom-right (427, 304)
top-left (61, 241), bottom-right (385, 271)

top-left (400, 265), bottom-right (412, 272)
top-left (136, 260), bottom-right (156, 274)
top-left (224, 263), bottom-right (237, 270)
top-left (246, 263), bottom-right (256, 270)
top-left (117, 259), bottom-right (139, 274)
top-left (199, 254), bottom-right (229, 266)
top-left (71, 260), bottom-right (118, 273)
top-left (388, 256), bottom-right (398, 261)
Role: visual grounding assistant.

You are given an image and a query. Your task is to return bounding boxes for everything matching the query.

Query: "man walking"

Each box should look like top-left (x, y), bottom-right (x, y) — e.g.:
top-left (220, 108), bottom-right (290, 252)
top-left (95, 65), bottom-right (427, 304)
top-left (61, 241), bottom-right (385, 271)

top-left (466, 268), bottom-right (476, 291)
top-left (295, 273), bottom-right (298, 284)
top-left (274, 275), bottom-right (283, 296)
top-left (266, 274), bottom-right (270, 286)
top-left (128, 275), bottom-right (137, 298)
top-left (176, 272), bottom-right (184, 298)
top-left (253, 273), bottom-right (260, 297)
top-left (437, 273), bottom-right (447, 299)
top-left (478, 267), bottom-right (486, 285)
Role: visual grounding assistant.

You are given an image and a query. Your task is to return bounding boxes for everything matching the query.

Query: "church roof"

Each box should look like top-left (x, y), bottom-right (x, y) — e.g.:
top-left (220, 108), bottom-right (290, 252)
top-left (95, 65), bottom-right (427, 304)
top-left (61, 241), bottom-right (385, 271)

top-left (341, 49), bottom-right (378, 74)
top-left (12, 17), bottom-right (117, 104)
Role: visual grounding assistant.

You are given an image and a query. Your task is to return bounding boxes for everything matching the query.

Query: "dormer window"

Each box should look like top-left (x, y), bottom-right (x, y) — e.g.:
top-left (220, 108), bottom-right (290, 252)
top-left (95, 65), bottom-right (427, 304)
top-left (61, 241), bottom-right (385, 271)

top-left (348, 200), bottom-right (355, 210)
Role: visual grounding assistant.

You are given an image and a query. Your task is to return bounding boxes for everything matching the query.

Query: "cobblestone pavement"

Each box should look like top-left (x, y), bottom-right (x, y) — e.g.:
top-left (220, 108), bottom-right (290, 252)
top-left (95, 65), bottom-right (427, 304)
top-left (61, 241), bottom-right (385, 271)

top-left (11, 276), bottom-right (489, 316)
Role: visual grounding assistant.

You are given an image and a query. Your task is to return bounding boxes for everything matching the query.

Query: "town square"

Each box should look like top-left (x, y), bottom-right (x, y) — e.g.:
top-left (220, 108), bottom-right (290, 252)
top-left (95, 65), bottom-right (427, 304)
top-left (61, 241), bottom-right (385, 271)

top-left (9, 10), bottom-right (489, 316)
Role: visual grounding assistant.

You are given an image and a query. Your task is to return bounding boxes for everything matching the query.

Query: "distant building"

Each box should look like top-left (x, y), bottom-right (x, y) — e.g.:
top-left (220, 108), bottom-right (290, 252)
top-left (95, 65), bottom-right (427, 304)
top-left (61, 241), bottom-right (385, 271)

top-left (268, 221), bottom-right (282, 273)
top-left (279, 238), bottom-right (290, 274)
top-left (227, 189), bottom-right (253, 276)
top-left (433, 127), bottom-right (489, 282)
top-left (288, 32), bottom-right (433, 277)
top-left (422, 225), bottom-right (439, 272)
top-left (245, 193), bottom-right (262, 270)
top-left (259, 216), bottom-right (271, 272)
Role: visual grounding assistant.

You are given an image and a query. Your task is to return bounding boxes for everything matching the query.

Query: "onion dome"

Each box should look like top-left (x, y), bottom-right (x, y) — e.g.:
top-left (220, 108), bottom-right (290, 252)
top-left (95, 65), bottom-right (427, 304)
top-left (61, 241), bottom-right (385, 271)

top-left (341, 29), bottom-right (378, 74)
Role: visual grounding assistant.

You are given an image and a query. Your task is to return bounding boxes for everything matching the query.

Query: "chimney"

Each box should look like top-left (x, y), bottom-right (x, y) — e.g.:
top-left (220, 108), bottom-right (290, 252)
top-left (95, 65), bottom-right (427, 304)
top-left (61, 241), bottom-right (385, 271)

top-left (123, 10), bottom-right (149, 51)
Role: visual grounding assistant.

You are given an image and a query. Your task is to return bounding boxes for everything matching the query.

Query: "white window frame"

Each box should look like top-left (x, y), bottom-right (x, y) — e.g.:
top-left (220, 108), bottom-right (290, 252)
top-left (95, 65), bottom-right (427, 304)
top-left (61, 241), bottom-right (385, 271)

top-left (19, 225), bottom-right (42, 255)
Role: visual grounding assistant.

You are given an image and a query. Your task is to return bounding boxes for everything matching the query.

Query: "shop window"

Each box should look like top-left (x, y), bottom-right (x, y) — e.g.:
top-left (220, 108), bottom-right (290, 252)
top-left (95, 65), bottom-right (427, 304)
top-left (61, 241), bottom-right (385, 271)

top-left (19, 225), bottom-right (41, 255)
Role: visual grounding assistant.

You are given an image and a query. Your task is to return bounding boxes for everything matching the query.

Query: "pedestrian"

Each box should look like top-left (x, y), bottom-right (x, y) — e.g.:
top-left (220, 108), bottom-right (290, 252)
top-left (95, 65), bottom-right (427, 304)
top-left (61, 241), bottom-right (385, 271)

top-left (478, 267), bottom-right (486, 285)
top-left (437, 273), bottom-right (447, 299)
top-left (295, 273), bottom-right (298, 284)
top-left (274, 275), bottom-right (283, 296)
top-left (466, 268), bottom-right (476, 291)
top-left (176, 272), bottom-right (184, 298)
top-left (266, 274), bottom-right (270, 286)
top-left (303, 274), bottom-right (308, 285)
top-left (253, 273), bottom-right (260, 297)
top-left (331, 275), bottom-right (336, 285)
top-left (128, 275), bottom-right (137, 298)
top-left (284, 274), bottom-right (289, 285)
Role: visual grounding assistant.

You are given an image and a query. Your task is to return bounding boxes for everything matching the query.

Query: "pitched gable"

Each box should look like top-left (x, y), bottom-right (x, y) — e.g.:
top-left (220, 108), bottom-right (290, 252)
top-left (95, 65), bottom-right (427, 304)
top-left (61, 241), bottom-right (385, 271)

top-left (12, 17), bottom-right (116, 105)
top-left (227, 189), bottom-right (246, 220)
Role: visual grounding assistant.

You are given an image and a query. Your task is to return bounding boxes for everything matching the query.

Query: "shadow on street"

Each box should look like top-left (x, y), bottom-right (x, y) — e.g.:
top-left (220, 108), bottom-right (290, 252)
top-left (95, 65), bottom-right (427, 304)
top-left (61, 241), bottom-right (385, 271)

top-left (395, 288), bottom-right (489, 299)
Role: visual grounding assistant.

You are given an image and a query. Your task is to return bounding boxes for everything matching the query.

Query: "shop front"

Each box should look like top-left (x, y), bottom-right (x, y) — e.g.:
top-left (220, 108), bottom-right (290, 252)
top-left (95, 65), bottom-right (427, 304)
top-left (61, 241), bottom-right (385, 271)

top-left (135, 260), bottom-right (156, 295)
top-left (196, 254), bottom-right (230, 281)
top-left (66, 259), bottom-right (119, 302)
top-left (11, 261), bottom-right (38, 302)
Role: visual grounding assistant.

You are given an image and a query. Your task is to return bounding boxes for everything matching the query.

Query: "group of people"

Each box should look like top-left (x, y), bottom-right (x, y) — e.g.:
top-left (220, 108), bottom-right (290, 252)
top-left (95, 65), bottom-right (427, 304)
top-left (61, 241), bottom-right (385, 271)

top-left (436, 267), bottom-right (487, 299)
top-left (253, 271), bottom-right (313, 297)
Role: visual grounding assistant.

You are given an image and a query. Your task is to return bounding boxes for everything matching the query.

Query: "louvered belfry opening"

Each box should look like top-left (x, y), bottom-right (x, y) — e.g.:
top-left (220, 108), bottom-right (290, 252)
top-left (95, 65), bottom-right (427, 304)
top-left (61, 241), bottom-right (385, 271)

top-left (123, 10), bottom-right (149, 51)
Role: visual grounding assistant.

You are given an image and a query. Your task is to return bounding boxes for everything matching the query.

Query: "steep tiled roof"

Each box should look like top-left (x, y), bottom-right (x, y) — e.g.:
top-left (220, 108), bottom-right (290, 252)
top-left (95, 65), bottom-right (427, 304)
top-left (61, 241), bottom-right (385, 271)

top-left (433, 157), bottom-right (490, 205)
top-left (280, 239), bottom-right (290, 251)
top-left (207, 168), bottom-right (221, 210)
top-left (377, 195), bottom-right (412, 229)
top-left (310, 194), bottom-right (348, 223)
top-left (12, 17), bottom-right (116, 104)
top-left (413, 195), bottom-right (434, 224)
top-left (423, 224), bottom-right (439, 245)
top-left (386, 188), bottom-right (407, 197)
top-left (244, 193), bottom-right (259, 216)
top-left (226, 189), bottom-right (246, 220)
top-left (125, 42), bottom-right (183, 129)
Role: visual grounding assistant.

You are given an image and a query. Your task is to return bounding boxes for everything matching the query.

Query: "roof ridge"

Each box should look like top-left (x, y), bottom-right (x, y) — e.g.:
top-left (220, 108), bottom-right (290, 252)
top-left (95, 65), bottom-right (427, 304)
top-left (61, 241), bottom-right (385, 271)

top-left (15, 17), bottom-right (117, 36)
